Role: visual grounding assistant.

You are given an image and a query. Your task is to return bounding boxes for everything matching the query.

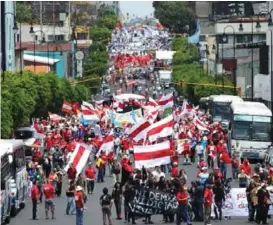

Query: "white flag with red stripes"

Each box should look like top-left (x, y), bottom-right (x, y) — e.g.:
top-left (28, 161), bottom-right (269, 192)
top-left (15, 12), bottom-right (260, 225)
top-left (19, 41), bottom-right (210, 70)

top-left (143, 107), bottom-right (158, 123)
top-left (146, 114), bottom-right (174, 142)
top-left (81, 105), bottom-right (99, 121)
top-left (127, 119), bottom-right (151, 142)
top-left (96, 130), bottom-right (114, 157)
top-left (193, 116), bottom-right (209, 131)
top-left (133, 141), bottom-right (171, 169)
top-left (48, 112), bottom-right (63, 121)
top-left (64, 143), bottom-right (92, 177)
top-left (82, 101), bottom-right (95, 111)
top-left (146, 97), bottom-right (158, 108)
top-left (157, 92), bottom-right (174, 110)
top-left (62, 101), bottom-right (73, 114)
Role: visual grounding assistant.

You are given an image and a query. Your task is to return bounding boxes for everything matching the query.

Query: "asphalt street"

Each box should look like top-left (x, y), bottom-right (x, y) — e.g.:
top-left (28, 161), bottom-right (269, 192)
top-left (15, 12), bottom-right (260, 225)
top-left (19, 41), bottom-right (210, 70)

top-left (10, 159), bottom-right (254, 225)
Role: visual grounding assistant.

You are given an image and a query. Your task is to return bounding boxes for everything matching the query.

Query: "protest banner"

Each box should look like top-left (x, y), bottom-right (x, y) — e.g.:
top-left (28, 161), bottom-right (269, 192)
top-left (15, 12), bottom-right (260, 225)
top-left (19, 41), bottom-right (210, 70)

top-left (212, 188), bottom-right (273, 217)
top-left (129, 188), bottom-right (178, 216)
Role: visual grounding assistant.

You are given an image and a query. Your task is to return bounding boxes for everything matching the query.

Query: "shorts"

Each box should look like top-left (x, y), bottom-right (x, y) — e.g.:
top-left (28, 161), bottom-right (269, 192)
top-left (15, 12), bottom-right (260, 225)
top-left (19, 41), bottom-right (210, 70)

top-left (45, 199), bottom-right (55, 211)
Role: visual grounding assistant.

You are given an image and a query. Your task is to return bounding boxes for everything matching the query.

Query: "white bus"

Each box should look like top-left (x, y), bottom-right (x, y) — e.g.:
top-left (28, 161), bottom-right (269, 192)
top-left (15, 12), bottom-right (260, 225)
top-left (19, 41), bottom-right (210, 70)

top-left (209, 95), bottom-right (243, 129)
top-left (0, 140), bottom-right (27, 224)
top-left (230, 101), bottom-right (272, 160)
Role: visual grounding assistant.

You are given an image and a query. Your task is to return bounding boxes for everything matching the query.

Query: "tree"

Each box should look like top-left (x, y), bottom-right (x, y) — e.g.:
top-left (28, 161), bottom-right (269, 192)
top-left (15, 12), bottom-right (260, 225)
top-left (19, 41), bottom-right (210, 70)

top-left (153, 1), bottom-right (196, 34)
top-left (16, 2), bottom-right (33, 23)
top-left (1, 71), bottom-right (90, 138)
top-left (98, 15), bottom-right (119, 30)
top-left (90, 27), bottom-right (111, 42)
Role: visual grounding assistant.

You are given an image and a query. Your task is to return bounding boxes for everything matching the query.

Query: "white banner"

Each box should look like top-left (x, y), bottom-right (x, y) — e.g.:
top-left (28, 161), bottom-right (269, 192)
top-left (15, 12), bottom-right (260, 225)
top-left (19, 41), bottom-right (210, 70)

top-left (212, 188), bottom-right (273, 217)
top-left (115, 109), bottom-right (143, 124)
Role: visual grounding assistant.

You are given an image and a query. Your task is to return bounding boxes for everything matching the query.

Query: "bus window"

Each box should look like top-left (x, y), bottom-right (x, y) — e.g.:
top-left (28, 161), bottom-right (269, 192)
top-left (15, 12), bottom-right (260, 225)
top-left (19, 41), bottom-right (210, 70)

top-left (14, 130), bottom-right (33, 139)
top-left (14, 147), bottom-right (26, 171)
top-left (1, 154), bottom-right (12, 190)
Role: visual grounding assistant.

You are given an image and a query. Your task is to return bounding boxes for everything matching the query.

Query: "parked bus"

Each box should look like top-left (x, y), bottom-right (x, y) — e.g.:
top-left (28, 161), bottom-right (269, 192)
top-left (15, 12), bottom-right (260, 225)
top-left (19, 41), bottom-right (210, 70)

top-left (230, 101), bottom-right (272, 160)
top-left (0, 140), bottom-right (27, 224)
top-left (199, 97), bottom-right (210, 113)
top-left (209, 95), bottom-right (243, 129)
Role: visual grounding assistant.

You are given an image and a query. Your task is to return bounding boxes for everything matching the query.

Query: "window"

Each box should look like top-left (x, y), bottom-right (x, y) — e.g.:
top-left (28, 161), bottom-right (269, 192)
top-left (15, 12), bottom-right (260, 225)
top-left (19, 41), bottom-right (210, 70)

top-left (17, 34), bottom-right (20, 42)
top-left (1, 154), bottom-right (12, 189)
top-left (77, 33), bottom-right (88, 40)
top-left (35, 35), bottom-right (38, 41)
top-left (255, 34), bottom-right (266, 42)
top-left (14, 147), bottom-right (26, 171)
top-left (14, 130), bottom-right (34, 139)
top-left (236, 35), bottom-right (252, 43)
top-left (55, 35), bottom-right (65, 41)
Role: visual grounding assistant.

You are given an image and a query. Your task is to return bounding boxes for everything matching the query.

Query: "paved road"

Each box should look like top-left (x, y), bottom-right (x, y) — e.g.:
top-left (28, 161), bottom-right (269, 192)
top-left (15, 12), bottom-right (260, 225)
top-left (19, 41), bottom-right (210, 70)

top-left (10, 158), bottom-right (253, 225)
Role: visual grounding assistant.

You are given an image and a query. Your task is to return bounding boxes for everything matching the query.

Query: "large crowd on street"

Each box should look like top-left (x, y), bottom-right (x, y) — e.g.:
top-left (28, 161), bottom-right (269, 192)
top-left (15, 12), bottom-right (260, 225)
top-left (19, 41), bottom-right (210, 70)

top-left (18, 22), bottom-right (273, 225)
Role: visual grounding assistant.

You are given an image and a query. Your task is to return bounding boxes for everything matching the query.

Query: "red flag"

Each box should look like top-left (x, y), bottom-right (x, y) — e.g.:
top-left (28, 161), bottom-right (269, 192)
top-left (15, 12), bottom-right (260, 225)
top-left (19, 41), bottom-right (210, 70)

top-left (72, 102), bottom-right (80, 115)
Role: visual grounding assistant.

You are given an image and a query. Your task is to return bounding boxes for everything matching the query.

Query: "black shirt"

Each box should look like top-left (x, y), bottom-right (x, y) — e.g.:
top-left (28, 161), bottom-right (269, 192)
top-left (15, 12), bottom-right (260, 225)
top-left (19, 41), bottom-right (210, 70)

top-left (100, 194), bottom-right (112, 206)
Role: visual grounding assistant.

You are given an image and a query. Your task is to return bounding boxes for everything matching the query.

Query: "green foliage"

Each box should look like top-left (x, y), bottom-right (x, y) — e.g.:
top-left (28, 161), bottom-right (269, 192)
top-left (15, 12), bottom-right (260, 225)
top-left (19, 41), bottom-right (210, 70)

top-left (153, 1), bottom-right (196, 34)
top-left (98, 15), bottom-right (119, 30)
top-left (1, 71), bottom-right (90, 138)
top-left (172, 37), bottom-right (234, 104)
top-left (97, 4), bottom-right (116, 17)
top-left (90, 27), bottom-right (111, 42)
top-left (16, 2), bottom-right (32, 23)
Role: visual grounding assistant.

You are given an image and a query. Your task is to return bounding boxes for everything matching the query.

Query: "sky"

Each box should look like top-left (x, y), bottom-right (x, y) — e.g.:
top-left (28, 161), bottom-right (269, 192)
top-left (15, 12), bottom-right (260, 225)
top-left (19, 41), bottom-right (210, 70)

top-left (119, 1), bottom-right (154, 19)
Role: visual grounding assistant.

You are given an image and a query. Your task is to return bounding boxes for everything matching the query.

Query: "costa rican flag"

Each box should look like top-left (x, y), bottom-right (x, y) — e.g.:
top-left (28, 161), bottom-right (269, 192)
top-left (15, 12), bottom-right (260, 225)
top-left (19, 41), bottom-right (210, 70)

top-left (157, 92), bottom-right (174, 110)
top-left (127, 119), bottom-right (151, 142)
top-left (133, 141), bottom-right (171, 169)
top-left (146, 115), bottom-right (174, 142)
top-left (62, 101), bottom-right (73, 114)
top-left (96, 130), bottom-right (114, 157)
top-left (81, 105), bottom-right (99, 121)
top-left (193, 116), bottom-right (208, 131)
top-left (64, 143), bottom-right (92, 177)
top-left (48, 112), bottom-right (63, 121)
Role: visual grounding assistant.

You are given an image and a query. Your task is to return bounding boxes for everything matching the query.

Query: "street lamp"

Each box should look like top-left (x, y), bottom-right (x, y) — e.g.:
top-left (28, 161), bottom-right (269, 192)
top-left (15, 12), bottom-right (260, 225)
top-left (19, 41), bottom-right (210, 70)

top-left (239, 17), bottom-right (262, 100)
top-left (222, 25), bottom-right (236, 95)
top-left (29, 25), bottom-right (45, 72)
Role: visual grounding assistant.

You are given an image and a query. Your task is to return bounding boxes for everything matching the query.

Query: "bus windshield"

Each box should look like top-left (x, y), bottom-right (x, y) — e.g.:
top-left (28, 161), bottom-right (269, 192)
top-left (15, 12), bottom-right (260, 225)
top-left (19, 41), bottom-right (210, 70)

top-left (232, 120), bottom-right (271, 142)
top-left (212, 102), bottom-right (230, 121)
top-left (14, 130), bottom-right (33, 139)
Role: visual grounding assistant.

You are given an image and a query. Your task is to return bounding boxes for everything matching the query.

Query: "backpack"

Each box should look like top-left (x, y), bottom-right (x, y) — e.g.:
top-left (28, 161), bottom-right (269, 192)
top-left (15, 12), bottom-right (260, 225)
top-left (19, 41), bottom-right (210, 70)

top-left (101, 194), bottom-right (111, 206)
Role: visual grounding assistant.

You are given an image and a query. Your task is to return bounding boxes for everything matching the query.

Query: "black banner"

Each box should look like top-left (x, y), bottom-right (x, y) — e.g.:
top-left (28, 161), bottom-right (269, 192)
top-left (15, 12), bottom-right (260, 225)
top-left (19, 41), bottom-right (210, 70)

top-left (129, 188), bottom-right (178, 216)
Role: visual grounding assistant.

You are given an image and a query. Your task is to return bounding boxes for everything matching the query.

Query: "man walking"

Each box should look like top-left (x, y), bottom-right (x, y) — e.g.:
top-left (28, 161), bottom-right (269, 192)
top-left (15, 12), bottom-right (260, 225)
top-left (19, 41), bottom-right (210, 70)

top-left (204, 184), bottom-right (213, 225)
top-left (75, 186), bottom-right (85, 225)
top-left (43, 179), bottom-right (55, 219)
top-left (85, 162), bottom-right (96, 194)
top-left (31, 180), bottom-right (40, 220)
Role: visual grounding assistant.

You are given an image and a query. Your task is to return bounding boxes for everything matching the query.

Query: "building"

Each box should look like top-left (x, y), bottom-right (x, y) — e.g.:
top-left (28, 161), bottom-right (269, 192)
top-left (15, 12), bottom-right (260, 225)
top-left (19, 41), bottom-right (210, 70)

top-left (97, 1), bottom-right (120, 16)
top-left (1, 1), bottom-right (17, 72)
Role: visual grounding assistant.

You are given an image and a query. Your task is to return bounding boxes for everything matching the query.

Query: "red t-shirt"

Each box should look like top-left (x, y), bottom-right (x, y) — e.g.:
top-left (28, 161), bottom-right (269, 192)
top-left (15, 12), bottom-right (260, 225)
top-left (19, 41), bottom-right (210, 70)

top-left (31, 185), bottom-right (40, 200)
top-left (176, 191), bottom-right (188, 205)
top-left (85, 167), bottom-right (96, 179)
top-left (44, 184), bottom-right (55, 200)
top-left (75, 191), bottom-right (84, 208)
top-left (204, 188), bottom-right (213, 206)
top-left (171, 167), bottom-right (179, 177)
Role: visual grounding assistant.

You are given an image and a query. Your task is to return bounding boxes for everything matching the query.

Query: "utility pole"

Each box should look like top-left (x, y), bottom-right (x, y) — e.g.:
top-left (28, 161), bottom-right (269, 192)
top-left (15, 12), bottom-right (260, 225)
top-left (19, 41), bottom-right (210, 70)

top-left (40, 2), bottom-right (43, 36)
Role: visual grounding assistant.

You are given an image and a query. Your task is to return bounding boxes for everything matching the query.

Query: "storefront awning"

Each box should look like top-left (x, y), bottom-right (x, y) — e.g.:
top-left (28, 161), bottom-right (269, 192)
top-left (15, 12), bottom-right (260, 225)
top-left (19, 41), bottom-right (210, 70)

top-left (23, 54), bottom-right (60, 65)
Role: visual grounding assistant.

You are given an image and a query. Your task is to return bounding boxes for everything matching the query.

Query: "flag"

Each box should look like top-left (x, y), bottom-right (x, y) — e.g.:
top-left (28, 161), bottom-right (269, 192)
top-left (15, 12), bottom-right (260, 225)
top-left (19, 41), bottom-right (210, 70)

top-left (82, 101), bottom-right (95, 111)
top-left (147, 97), bottom-right (158, 107)
top-left (72, 102), bottom-right (80, 115)
top-left (81, 105), bottom-right (99, 121)
top-left (146, 115), bottom-right (174, 142)
top-left (163, 108), bottom-right (172, 118)
top-left (144, 107), bottom-right (158, 123)
top-left (96, 131), bottom-right (114, 157)
top-left (127, 119), bottom-right (151, 142)
top-left (193, 116), bottom-right (208, 131)
top-left (48, 112), bottom-right (63, 121)
top-left (64, 143), bottom-right (92, 177)
top-left (157, 92), bottom-right (174, 110)
top-left (62, 101), bottom-right (73, 114)
top-left (133, 141), bottom-right (171, 169)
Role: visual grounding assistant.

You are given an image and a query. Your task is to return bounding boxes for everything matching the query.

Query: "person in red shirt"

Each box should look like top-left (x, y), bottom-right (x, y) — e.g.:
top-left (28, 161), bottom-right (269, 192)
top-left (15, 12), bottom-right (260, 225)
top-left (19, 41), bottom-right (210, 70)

top-left (75, 186), bottom-right (85, 225)
top-left (239, 158), bottom-right (251, 176)
top-left (85, 163), bottom-right (96, 194)
top-left (183, 140), bottom-right (191, 164)
top-left (31, 180), bottom-right (40, 220)
top-left (43, 179), bottom-right (55, 219)
top-left (67, 164), bottom-right (77, 181)
top-left (176, 185), bottom-right (190, 225)
top-left (171, 162), bottom-right (179, 178)
top-left (204, 185), bottom-right (213, 225)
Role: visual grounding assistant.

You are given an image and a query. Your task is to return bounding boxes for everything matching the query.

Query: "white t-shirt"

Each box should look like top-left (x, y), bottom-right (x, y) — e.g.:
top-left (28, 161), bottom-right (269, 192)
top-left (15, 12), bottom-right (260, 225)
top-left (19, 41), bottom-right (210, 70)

top-left (152, 170), bottom-right (165, 182)
top-left (196, 144), bottom-right (204, 155)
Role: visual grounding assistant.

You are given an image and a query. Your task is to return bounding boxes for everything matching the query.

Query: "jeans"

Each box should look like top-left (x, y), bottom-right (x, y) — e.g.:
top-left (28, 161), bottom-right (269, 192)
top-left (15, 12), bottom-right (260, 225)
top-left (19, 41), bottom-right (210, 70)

top-left (220, 163), bottom-right (227, 180)
top-left (76, 208), bottom-right (84, 225)
top-left (32, 199), bottom-right (37, 219)
top-left (176, 205), bottom-right (190, 225)
top-left (114, 198), bottom-right (122, 218)
top-left (214, 201), bottom-right (222, 220)
top-left (97, 167), bottom-right (104, 182)
top-left (232, 167), bottom-right (238, 180)
top-left (196, 201), bottom-right (204, 221)
top-left (86, 180), bottom-right (95, 194)
top-left (248, 202), bottom-right (256, 221)
top-left (66, 197), bottom-right (76, 214)
top-left (204, 204), bottom-right (211, 225)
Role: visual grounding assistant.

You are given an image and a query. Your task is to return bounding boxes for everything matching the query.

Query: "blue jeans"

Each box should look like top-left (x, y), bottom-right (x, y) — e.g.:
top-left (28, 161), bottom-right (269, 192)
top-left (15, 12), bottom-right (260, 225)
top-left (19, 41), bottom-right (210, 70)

top-left (176, 205), bottom-right (190, 225)
top-left (76, 208), bottom-right (83, 225)
top-left (97, 167), bottom-right (104, 182)
top-left (66, 197), bottom-right (75, 214)
top-left (220, 163), bottom-right (227, 180)
top-left (232, 167), bottom-right (238, 180)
